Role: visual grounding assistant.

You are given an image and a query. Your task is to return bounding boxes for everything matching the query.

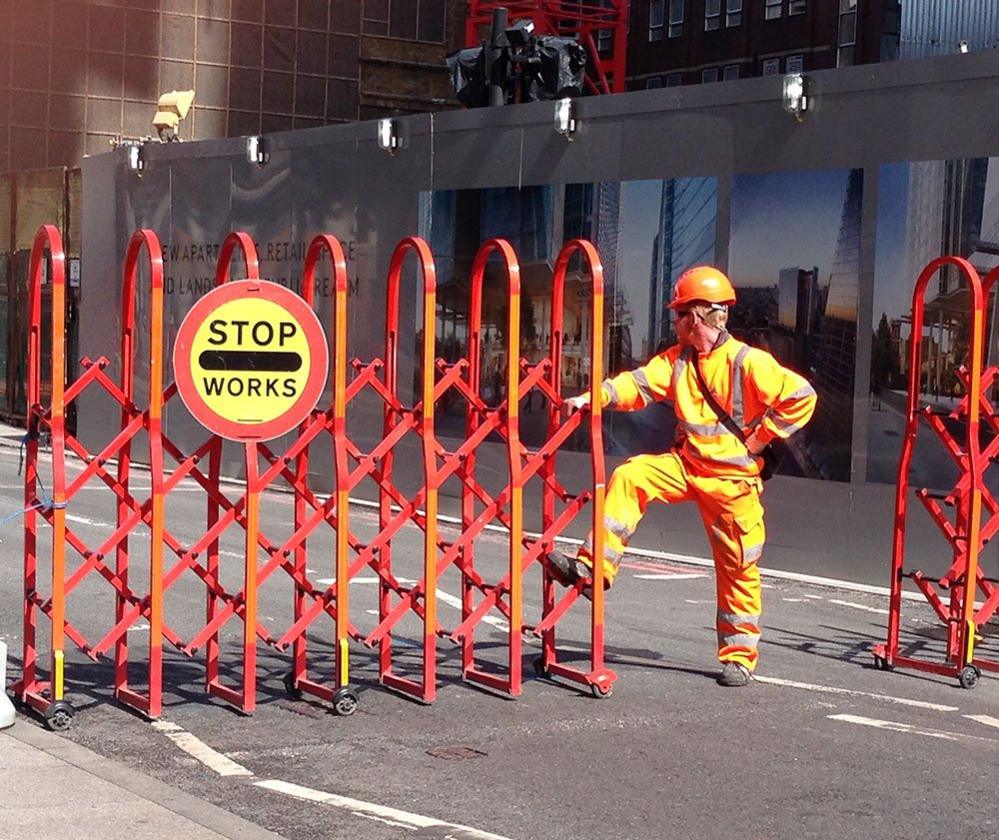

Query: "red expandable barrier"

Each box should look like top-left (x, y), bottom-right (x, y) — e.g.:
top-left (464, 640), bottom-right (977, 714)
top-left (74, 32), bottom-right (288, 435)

top-left (874, 256), bottom-right (996, 688)
top-left (16, 222), bottom-right (615, 729)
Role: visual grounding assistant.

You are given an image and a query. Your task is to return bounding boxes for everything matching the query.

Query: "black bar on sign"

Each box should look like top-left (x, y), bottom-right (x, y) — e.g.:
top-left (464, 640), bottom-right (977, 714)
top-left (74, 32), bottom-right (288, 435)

top-left (198, 350), bottom-right (302, 372)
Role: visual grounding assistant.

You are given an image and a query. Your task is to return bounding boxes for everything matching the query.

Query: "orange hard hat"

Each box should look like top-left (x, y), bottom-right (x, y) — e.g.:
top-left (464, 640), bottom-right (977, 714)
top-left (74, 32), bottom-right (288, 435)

top-left (668, 266), bottom-right (736, 309)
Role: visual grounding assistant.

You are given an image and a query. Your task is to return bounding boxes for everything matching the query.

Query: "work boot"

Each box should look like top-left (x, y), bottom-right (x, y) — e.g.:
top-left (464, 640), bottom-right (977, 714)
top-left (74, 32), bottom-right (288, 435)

top-left (546, 550), bottom-right (584, 588)
top-left (716, 662), bottom-right (752, 687)
top-left (546, 552), bottom-right (610, 601)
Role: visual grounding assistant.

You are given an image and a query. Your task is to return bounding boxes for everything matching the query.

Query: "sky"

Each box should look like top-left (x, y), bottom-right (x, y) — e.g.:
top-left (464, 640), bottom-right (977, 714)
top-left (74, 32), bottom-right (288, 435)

top-left (872, 161), bottom-right (910, 329)
top-left (728, 168), bottom-right (857, 288)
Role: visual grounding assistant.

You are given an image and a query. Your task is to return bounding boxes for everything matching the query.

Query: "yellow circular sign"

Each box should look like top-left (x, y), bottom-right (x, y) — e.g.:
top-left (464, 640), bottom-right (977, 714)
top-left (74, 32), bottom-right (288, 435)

top-left (173, 280), bottom-right (329, 441)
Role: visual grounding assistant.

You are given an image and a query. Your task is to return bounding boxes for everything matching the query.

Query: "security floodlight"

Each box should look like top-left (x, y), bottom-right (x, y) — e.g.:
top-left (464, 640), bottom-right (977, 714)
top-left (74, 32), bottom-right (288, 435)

top-left (505, 19), bottom-right (535, 48)
top-left (377, 118), bottom-right (398, 152)
top-left (782, 73), bottom-right (808, 122)
top-left (126, 142), bottom-right (144, 174)
top-left (959, 40), bottom-right (969, 53)
top-left (246, 135), bottom-right (267, 166)
top-left (153, 89), bottom-right (195, 141)
top-left (554, 97), bottom-right (576, 138)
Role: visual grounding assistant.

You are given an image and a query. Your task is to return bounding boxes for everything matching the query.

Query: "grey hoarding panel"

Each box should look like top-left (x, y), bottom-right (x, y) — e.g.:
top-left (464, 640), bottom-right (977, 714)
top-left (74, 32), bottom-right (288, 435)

top-left (77, 51), bottom-right (999, 585)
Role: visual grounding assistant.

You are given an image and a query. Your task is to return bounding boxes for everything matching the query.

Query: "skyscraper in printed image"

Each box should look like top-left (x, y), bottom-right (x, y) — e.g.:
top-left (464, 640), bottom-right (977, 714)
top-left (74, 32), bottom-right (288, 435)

top-left (648, 177), bottom-right (718, 354)
top-left (808, 168), bottom-right (863, 480)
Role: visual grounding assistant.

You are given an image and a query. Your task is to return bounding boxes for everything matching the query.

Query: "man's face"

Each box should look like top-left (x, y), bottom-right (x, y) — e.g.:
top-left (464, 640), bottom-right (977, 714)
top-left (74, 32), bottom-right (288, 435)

top-left (674, 302), bottom-right (717, 348)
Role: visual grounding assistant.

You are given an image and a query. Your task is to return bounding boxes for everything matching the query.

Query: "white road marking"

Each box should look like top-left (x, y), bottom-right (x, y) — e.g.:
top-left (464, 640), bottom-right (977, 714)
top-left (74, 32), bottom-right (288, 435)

top-left (828, 714), bottom-right (997, 743)
top-left (256, 779), bottom-right (514, 839)
top-left (754, 675), bottom-right (959, 711)
top-left (633, 573), bottom-right (705, 581)
top-left (151, 720), bottom-right (253, 776)
top-left (782, 598), bottom-right (807, 602)
top-left (801, 593), bottom-right (824, 600)
top-left (148, 716), bottom-right (511, 838)
top-left (828, 599), bottom-right (889, 614)
top-left (965, 714), bottom-right (999, 729)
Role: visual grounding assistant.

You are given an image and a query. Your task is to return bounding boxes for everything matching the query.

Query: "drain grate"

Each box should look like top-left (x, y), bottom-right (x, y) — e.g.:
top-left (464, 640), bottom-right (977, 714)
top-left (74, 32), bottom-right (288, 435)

top-left (426, 745), bottom-right (487, 760)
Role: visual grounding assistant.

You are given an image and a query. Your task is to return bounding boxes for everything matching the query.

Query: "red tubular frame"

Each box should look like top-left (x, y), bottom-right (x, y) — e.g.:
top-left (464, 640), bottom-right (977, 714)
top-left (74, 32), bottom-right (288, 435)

top-left (17, 225), bottom-right (69, 718)
top-left (875, 256), bottom-right (992, 685)
top-left (466, 1), bottom-right (630, 96)
top-left (17, 223), bottom-right (618, 722)
top-left (532, 239), bottom-right (614, 694)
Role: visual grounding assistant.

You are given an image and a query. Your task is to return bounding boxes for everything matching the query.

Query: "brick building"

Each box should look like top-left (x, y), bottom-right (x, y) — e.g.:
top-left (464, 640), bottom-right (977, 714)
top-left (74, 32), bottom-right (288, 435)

top-left (626, 0), bottom-right (901, 89)
top-left (0, 0), bottom-right (466, 173)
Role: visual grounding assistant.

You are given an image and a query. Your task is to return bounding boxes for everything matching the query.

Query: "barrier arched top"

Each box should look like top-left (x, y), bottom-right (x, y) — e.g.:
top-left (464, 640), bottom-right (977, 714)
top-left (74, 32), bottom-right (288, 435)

top-left (27, 224), bottom-right (67, 413)
top-left (301, 234), bottom-right (349, 306)
top-left (214, 231), bottom-right (260, 286)
top-left (907, 256), bottom-right (984, 420)
top-left (551, 238), bottom-right (607, 485)
top-left (301, 234), bottom-right (350, 447)
top-left (120, 229), bottom-right (165, 416)
top-left (384, 236), bottom-right (437, 411)
top-left (467, 238), bottom-right (521, 401)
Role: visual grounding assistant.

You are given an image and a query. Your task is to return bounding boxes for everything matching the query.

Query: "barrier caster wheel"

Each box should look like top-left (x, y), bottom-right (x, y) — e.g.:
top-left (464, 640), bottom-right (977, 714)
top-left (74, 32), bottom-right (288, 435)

top-left (532, 657), bottom-right (548, 678)
top-left (44, 700), bottom-right (74, 732)
top-left (590, 683), bottom-right (612, 700)
top-left (874, 654), bottom-right (893, 672)
top-left (332, 687), bottom-right (359, 716)
top-left (283, 671), bottom-right (302, 699)
top-left (958, 666), bottom-right (981, 690)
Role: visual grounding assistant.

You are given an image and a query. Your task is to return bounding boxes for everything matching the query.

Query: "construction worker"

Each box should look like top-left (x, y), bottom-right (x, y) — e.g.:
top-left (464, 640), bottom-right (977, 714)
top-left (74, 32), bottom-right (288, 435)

top-left (548, 266), bottom-right (817, 687)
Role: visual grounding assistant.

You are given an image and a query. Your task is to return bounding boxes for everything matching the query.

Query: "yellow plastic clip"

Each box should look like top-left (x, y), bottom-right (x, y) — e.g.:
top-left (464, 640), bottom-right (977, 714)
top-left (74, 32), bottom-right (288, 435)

top-left (338, 638), bottom-right (349, 687)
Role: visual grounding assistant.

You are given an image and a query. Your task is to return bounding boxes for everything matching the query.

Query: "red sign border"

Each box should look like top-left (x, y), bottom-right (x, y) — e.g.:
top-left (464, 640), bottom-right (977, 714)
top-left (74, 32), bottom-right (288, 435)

top-left (172, 279), bottom-right (329, 442)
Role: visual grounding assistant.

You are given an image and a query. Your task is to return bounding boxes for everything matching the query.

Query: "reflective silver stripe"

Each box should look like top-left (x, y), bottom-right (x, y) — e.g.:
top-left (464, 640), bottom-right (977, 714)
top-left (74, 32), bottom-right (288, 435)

top-left (743, 543), bottom-right (764, 564)
top-left (632, 368), bottom-right (655, 406)
top-left (604, 515), bottom-right (634, 541)
top-left (671, 347), bottom-right (693, 392)
top-left (732, 344), bottom-right (750, 429)
top-left (680, 419), bottom-right (736, 437)
top-left (582, 538), bottom-right (623, 565)
top-left (785, 383), bottom-right (817, 401)
top-left (603, 380), bottom-right (621, 406)
top-left (718, 632), bottom-right (761, 649)
top-left (718, 611), bottom-right (762, 630)
top-left (704, 450), bottom-right (758, 468)
top-left (770, 413), bottom-right (806, 436)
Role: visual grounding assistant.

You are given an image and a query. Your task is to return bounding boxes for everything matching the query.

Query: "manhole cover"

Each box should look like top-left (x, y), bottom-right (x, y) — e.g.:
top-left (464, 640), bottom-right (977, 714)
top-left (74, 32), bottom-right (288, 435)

top-left (426, 745), bottom-right (487, 760)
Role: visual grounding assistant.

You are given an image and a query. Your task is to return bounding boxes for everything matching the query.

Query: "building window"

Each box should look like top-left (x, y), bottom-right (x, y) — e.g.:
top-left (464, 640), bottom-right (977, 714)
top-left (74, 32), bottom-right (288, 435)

top-left (646, 76), bottom-right (664, 89)
top-left (705, 0), bottom-right (720, 31)
top-left (765, 0), bottom-right (782, 20)
top-left (762, 57), bottom-right (781, 75)
top-left (723, 64), bottom-right (740, 80)
top-left (838, 0), bottom-right (857, 66)
top-left (726, 0), bottom-right (743, 27)
top-left (649, 0), bottom-right (665, 41)
top-left (668, 0), bottom-right (685, 38)
top-left (789, 0), bottom-right (807, 14)
top-left (666, 72), bottom-right (683, 86)
top-left (597, 0), bottom-right (613, 51)
top-left (786, 53), bottom-right (804, 74)
top-left (702, 67), bottom-right (719, 83)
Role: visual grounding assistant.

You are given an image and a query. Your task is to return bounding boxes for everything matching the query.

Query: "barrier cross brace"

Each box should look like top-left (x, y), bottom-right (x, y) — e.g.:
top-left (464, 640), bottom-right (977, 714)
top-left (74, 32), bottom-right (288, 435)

top-left (874, 256), bottom-right (998, 688)
top-left (14, 223), bottom-right (614, 730)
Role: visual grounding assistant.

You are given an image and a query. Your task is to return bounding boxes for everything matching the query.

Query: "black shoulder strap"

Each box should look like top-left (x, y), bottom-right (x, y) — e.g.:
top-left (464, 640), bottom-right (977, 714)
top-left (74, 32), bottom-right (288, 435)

top-left (692, 358), bottom-right (747, 444)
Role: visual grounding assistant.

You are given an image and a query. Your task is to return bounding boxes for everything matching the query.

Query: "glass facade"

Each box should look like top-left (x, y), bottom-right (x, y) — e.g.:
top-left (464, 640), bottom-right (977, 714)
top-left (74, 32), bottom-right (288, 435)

top-left (869, 156), bottom-right (999, 486)
top-left (422, 178), bottom-right (717, 456)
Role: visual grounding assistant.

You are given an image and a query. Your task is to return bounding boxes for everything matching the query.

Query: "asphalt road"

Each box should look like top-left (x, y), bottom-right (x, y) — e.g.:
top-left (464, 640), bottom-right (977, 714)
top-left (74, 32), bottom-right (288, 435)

top-left (1, 445), bottom-right (997, 840)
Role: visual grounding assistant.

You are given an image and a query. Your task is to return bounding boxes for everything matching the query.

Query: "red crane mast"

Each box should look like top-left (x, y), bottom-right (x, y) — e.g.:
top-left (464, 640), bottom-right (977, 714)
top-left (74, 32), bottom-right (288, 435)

top-left (466, 1), bottom-right (630, 95)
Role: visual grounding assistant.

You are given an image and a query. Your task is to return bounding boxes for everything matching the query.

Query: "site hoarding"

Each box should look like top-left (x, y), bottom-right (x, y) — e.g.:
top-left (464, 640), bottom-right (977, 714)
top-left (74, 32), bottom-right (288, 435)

top-left (80, 51), bottom-right (999, 586)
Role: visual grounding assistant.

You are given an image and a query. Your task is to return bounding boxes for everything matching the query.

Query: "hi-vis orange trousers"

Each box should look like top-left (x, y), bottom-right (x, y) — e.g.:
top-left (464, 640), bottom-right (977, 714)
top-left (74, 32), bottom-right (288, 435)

top-left (578, 452), bottom-right (765, 671)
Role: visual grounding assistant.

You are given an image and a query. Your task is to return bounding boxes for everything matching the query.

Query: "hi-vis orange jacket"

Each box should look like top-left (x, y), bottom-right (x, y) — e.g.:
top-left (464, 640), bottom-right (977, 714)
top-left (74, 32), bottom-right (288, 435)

top-left (600, 334), bottom-right (817, 479)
